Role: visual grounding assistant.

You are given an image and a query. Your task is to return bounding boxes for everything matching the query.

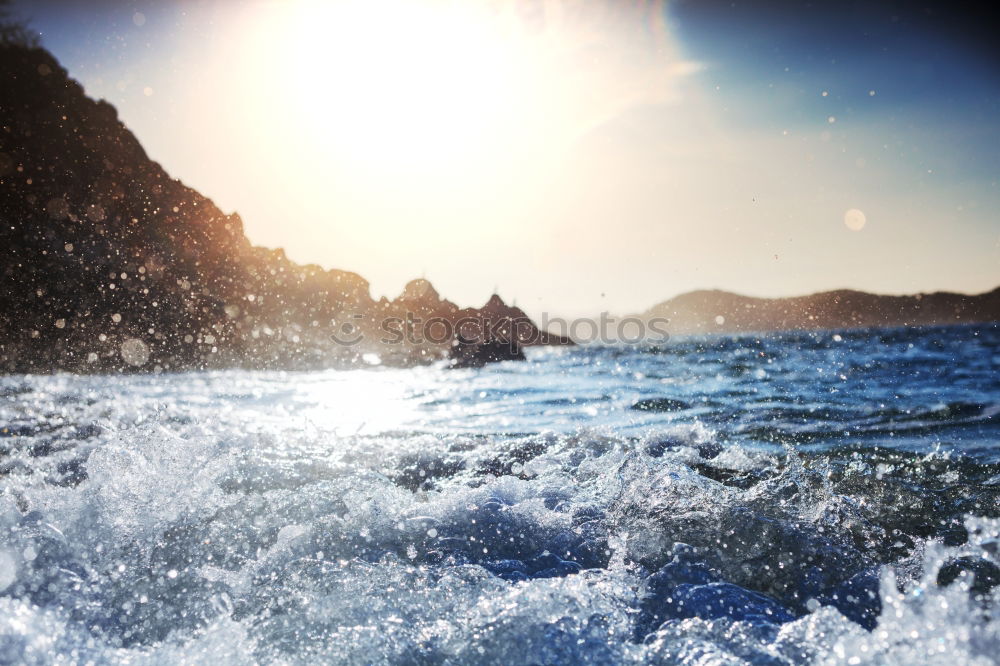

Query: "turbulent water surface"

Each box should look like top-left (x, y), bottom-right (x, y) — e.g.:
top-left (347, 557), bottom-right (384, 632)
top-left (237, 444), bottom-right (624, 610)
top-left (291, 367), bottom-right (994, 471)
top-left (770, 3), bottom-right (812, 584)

top-left (2, 324), bottom-right (1000, 664)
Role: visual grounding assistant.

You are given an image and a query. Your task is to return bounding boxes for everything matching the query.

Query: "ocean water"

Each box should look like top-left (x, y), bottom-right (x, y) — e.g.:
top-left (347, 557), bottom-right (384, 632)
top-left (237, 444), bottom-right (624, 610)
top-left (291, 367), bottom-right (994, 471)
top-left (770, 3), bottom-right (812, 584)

top-left (2, 323), bottom-right (1000, 664)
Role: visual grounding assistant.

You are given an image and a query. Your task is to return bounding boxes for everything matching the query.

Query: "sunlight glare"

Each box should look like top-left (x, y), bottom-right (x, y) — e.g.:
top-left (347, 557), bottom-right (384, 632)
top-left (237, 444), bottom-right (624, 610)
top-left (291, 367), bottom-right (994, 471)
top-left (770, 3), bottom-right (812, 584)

top-left (227, 0), bottom-right (700, 302)
top-left (282, 1), bottom-right (523, 170)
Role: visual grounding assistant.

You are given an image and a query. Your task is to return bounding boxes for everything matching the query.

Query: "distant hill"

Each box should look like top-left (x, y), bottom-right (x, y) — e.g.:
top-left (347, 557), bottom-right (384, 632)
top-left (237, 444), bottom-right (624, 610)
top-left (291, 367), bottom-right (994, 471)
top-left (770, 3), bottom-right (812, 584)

top-left (0, 44), bottom-right (567, 372)
top-left (639, 287), bottom-right (1000, 336)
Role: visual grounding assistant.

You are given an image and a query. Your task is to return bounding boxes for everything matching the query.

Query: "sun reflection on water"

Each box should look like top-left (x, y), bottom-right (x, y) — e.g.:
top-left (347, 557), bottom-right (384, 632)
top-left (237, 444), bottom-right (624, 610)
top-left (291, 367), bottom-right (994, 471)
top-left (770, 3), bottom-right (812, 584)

top-left (292, 367), bottom-right (441, 436)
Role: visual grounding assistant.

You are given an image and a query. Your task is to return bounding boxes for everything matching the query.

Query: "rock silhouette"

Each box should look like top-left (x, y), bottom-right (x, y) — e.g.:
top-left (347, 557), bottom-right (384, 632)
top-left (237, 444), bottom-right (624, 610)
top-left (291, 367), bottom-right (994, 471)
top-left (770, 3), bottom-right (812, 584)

top-left (0, 44), bottom-right (569, 372)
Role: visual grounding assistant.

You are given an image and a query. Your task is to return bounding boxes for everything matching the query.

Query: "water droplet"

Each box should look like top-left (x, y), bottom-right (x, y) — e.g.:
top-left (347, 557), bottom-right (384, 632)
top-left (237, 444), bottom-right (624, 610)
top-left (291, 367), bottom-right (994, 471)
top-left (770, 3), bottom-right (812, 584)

top-left (844, 208), bottom-right (867, 231)
top-left (120, 338), bottom-right (150, 366)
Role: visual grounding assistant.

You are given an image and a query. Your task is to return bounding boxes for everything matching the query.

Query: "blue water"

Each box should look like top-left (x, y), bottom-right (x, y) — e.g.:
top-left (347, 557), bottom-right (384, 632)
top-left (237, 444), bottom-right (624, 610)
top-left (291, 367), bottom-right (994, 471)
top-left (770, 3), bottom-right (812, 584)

top-left (1, 324), bottom-right (999, 663)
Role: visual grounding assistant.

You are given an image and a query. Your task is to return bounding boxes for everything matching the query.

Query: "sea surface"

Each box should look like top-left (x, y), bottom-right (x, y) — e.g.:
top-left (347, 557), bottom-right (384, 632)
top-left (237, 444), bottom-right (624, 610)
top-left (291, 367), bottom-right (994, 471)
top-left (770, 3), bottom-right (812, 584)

top-left (2, 324), bottom-right (1000, 664)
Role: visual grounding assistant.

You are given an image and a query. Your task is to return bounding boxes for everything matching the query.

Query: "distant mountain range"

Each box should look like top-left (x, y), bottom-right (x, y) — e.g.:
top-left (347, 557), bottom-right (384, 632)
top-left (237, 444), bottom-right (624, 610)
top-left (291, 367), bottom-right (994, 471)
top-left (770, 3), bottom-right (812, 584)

top-left (638, 287), bottom-right (1000, 336)
top-left (0, 44), bottom-right (567, 372)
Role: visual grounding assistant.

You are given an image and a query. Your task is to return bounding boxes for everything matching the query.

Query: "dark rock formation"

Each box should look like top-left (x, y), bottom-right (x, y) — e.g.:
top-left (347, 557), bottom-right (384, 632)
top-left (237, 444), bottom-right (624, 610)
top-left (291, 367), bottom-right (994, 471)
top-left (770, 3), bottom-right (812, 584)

top-left (449, 334), bottom-right (526, 368)
top-left (0, 44), bottom-right (569, 372)
top-left (640, 287), bottom-right (1000, 336)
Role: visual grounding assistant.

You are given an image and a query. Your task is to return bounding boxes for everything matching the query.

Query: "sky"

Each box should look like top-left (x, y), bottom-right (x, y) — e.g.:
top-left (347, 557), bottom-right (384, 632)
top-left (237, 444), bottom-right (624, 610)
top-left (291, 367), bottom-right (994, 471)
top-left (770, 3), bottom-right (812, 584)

top-left (10, 0), bottom-right (1000, 318)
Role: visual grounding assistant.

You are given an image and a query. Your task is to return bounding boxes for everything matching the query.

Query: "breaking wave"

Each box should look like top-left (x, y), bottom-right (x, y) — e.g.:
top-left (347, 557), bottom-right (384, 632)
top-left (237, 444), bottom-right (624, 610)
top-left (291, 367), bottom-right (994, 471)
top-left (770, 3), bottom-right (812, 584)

top-left (2, 324), bottom-right (999, 663)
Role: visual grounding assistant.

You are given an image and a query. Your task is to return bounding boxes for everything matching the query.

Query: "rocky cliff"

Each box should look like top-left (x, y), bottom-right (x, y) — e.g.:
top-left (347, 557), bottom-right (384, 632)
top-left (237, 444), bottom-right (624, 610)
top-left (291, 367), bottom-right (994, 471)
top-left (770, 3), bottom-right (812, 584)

top-left (0, 44), bottom-right (568, 372)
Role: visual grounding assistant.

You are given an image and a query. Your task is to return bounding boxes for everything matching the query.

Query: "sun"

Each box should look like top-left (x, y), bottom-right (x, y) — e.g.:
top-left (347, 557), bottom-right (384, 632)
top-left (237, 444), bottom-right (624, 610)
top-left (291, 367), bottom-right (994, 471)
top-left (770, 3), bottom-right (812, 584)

top-left (277, 0), bottom-right (525, 173)
top-left (240, 0), bottom-right (686, 192)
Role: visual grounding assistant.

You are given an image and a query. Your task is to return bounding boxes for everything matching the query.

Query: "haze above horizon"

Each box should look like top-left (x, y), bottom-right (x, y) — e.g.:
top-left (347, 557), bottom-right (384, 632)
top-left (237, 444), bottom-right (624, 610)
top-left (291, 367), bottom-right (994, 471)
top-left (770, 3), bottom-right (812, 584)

top-left (12, 0), bottom-right (1000, 318)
